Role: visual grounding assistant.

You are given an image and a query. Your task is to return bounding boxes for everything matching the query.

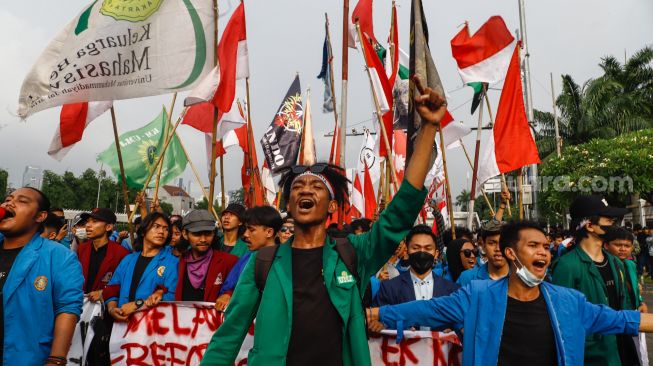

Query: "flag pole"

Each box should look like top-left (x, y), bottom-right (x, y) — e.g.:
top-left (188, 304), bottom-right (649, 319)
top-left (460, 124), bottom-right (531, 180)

top-left (152, 92), bottom-right (177, 204)
top-left (129, 107), bottom-right (189, 222)
top-left (467, 83), bottom-right (487, 229)
top-left (340, 0), bottom-right (350, 169)
top-left (325, 13), bottom-right (341, 167)
top-left (109, 106), bottom-right (135, 246)
top-left (437, 132), bottom-right (456, 237)
top-left (459, 140), bottom-right (495, 217)
top-left (355, 21), bottom-right (400, 193)
top-left (208, 0), bottom-right (220, 213)
top-left (483, 93), bottom-right (513, 218)
top-left (244, 80), bottom-right (262, 206)
top-left (164, 115), bottom-right (220, 220)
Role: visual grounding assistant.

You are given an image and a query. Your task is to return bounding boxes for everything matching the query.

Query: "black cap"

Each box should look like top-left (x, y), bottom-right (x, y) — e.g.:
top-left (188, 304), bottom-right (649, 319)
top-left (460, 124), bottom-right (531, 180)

top-left (80, 208), bottom-right (117, 225)
top-left (222, 203), bottom-right (246, 221)
top-left (569, 195), bottom-right (629, 219)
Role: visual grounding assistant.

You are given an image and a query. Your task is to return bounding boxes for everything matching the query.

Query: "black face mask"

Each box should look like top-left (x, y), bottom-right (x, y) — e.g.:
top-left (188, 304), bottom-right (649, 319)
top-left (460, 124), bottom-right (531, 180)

top-left (598, 224), bottom-right (619, 240)
top-left (408, 251), bottom-right (435, 275)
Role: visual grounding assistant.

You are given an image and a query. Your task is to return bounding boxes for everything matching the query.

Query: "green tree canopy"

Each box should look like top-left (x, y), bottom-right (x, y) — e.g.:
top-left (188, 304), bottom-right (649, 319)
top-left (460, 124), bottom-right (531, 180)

top-left (0, 169), bottom-right (8, 197)
top-left (539, 129), bottom-right (653, 223)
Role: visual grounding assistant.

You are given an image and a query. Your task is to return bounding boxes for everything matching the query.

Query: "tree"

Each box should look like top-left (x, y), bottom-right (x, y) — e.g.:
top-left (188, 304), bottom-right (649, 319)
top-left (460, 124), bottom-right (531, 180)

top-left (455, 190), bottom-right (470, 211)
top-left (194, 197), bottom-right (222, 214)
top-left (539, 129), bottom-right (653, 224)
top-left (0, 169), bottom-right (8, 197)
top-left (534, 46), bottom-right (653, 159)
top-left (41, 169), bottom-right (135, 211)
top-left (228, 188), bottom-right (245, 206)
top-left (159, 202), bottom-right (173, 215)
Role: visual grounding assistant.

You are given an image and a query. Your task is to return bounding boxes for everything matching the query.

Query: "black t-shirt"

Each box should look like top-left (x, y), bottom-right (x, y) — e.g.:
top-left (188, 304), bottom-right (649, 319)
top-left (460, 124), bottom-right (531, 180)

top-left (181, 267), bottom-right (205, 301)
top-left (498, 293), bottom-right (558, 366)
top-left (594, 256), bottom-right (619, 309)
top-left (129, 255), bottom-right (154, 302)
top-left (222, 244), bottom-right (234, 254)
top-left (85, 243), bottom-right (108, 293)
top-left (286, 247), bottom-right (343, 366)
top-left (0, 245), bottom-right (24, 364)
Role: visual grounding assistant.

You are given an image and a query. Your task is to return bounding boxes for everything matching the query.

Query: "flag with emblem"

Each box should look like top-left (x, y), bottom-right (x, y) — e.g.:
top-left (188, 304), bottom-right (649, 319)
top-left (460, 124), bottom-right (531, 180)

top-left (18, 0), bottom-right (216, 118)
top-left (260, 75), bottom-right (303, 174)
top-left (97, 107), bottom-right (187, 189)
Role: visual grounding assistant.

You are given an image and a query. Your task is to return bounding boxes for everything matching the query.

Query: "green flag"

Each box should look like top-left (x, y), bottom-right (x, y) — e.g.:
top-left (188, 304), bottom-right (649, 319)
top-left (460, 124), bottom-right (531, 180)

top-left (97, 107), bottom-right (187, 189)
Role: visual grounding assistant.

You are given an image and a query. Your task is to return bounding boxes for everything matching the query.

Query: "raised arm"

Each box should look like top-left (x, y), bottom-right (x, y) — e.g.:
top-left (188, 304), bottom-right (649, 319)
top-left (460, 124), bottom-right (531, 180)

top-left (351, 76), bottom-right (448, 287)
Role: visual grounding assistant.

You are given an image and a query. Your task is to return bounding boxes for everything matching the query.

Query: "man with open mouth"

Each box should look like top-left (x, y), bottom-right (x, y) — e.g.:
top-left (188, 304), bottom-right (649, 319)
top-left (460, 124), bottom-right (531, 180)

top-left (367, 220), bottom-right (653, 365)
top-left (200, 76), bottom-right (447, 366)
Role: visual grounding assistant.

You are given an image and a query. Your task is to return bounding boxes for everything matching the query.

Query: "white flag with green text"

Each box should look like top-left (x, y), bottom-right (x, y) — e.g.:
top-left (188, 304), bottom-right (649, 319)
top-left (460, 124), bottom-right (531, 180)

top-left (18, 0), bottom-right (215, 118)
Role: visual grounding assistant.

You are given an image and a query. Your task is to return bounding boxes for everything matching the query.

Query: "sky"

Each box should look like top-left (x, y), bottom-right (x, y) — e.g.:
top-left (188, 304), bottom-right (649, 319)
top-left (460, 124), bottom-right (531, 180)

top-left (1, 0), bottom-right (652, 208)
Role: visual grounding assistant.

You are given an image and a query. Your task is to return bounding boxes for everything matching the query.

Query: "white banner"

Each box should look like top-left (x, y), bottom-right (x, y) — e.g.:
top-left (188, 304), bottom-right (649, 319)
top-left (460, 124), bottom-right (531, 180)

top-left (67, 299), bottom-right (103, 365)
top-left (18, 0), bottom-right (215, 118)
top-left (109, 302), bottom-right (462, 365)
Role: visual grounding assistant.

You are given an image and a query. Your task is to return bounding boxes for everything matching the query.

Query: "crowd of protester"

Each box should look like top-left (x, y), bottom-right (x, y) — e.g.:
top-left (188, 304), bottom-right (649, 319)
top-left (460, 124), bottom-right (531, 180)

top-left (2, 78), bottom-right (653, 366)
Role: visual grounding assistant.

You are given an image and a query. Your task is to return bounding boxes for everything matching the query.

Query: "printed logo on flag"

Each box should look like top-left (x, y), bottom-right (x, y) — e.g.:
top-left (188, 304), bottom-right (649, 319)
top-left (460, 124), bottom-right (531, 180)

top-left (138, 140), bottom-right (158, 168)
top-left (101, 0), bottom-right (164, 22)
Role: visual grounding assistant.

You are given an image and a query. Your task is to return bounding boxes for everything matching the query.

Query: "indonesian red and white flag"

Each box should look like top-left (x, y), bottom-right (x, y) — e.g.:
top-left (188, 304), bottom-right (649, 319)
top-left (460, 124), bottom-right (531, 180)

top-left (360, 34), bottom-right (393, 156)
top-left (450, 16), bottom-right (516, 85)
top-left (182, 100), bottom-right (245, 134)
top-left (351, 163), bottom-right (376, 220)
top-left (440, 111), bottom-right (471, 148)
top-left (48, 101), bottom-right (112, 160)
top-left (184, 2), bottom-right (248, 110)
top-left (350, 0), bottom-right (376, 48)
top-left (351, 173), bottom-right (364, 218)
top-left (475, 45), bottom-right (540, 196)
top-left (424, 141), bottom-right (449, 227)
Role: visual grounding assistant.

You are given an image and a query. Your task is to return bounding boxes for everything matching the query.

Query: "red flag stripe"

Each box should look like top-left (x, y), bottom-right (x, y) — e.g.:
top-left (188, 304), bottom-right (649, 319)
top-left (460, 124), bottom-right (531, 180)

top-left (213, 3), bottom-right (247, 112)
top-left (450, 16), bottom-right (515, 69)
top-left (59, 103), bottom-right (89, 147)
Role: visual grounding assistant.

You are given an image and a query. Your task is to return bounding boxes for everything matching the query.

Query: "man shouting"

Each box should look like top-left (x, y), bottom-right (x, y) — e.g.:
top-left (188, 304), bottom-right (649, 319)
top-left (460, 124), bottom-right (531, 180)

top-left (200, 76), bottom-right (448, 366)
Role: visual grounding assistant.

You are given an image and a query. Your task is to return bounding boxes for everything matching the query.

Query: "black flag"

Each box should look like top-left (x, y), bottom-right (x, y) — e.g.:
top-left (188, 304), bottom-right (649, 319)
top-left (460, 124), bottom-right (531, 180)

top-left (260, 75), bottom-right (303, 174)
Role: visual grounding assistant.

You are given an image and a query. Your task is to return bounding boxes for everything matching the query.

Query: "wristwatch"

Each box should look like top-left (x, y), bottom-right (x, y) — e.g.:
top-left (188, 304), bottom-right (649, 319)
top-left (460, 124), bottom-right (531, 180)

top-left (135, 299), bottom-right (144, 309)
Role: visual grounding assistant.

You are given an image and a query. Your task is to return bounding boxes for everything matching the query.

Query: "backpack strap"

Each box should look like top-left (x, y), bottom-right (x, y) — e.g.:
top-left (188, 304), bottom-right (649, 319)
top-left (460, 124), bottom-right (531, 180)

top-left (254, 245), bottom-right (280, 292)
top-left (334, 237), bottom-right (358, 281)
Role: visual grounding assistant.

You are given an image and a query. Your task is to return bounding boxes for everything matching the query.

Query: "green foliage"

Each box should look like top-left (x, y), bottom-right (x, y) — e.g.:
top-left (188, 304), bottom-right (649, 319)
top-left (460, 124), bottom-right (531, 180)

top-left (0, 169), bottom-right (8, 196)
top-left (539, 129), bottom-right (653, 223)
top-left (194, 197), bottom-right (222, 214)
top-left (534, 46), bottom-right (653, 159)
top-left (228, 188), bottom-right (245, 206)
top-left (159, 202), bottom-right (173, 215)
top-left (41, 168), bottom-right (135, 211)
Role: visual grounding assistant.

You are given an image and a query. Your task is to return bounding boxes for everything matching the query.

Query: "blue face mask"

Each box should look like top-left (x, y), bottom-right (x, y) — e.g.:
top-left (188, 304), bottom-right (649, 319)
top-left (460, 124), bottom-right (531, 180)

top-left (510, 249), bottom-right (544, 288)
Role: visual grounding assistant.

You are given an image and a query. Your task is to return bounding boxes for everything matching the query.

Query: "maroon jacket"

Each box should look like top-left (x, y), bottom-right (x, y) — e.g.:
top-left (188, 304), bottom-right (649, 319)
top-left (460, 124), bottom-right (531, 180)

top-left (77, 240), bottom-right (130, 293)
top-left (175, 249), bottom-right (238, 302)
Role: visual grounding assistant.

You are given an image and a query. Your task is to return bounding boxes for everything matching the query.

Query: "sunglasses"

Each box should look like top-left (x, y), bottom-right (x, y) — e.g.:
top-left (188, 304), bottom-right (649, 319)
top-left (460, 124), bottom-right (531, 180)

top-left (460, 248), bottom-right (479, 258)
top-left (280, 226), bottom-right (294, 234)
top-left (291, 163), bottom-right (329, 175)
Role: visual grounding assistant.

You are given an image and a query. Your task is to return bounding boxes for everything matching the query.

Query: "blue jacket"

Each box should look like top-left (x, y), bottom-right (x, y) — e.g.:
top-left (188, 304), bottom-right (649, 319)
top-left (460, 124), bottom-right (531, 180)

top-left (456, 263), bottom-right (492, 287)
top-left (218, 251), bottom-right (252, 296)
top-left (1, 234), bottom-right (84, 366)
top-left (380, 277), bottom-right (640, 366)
top-left (106, 246), bottom-right (178, 306)
top-left (374, 270), bottom-right (459, 306)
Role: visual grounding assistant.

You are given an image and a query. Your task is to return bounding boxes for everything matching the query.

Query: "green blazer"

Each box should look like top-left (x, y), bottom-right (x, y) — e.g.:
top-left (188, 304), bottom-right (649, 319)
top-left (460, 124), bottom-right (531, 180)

top-left (200, 182), bottom-right (427, 366)
top-left (551, 245), bottom-right (631, 366)
top-left (624, 259), bottom-right (642, 309)
top-left (219, 237), bottom-right (249, 258)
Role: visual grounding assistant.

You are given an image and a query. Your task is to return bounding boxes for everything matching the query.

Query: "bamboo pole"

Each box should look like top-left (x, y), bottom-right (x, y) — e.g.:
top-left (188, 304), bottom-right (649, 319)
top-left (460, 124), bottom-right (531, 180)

top-left (437, 132), bottom-right (456, 238)
top-left (208, 0), bottom-right (220, 213)
top-left (355, 20), bottom-right (400, 193)
top-left (340, 0), bottom-right (350, 169)
top-left (459, 140), bottom-right (495, 217)
top-left (152, 92), bottom-right (177, 204)
top-left (500, 174), bottom-right (513, 218)
top-left (467, 83), bottom-right (487, 229)
top-left (161, 114), bottom-right (220, 221)
top-left (518, 168), bottom-right (525, 220)
top-left (324, 13), bottom-right (341, 167)
top-left (109, 107), bottom-right (134, 246)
